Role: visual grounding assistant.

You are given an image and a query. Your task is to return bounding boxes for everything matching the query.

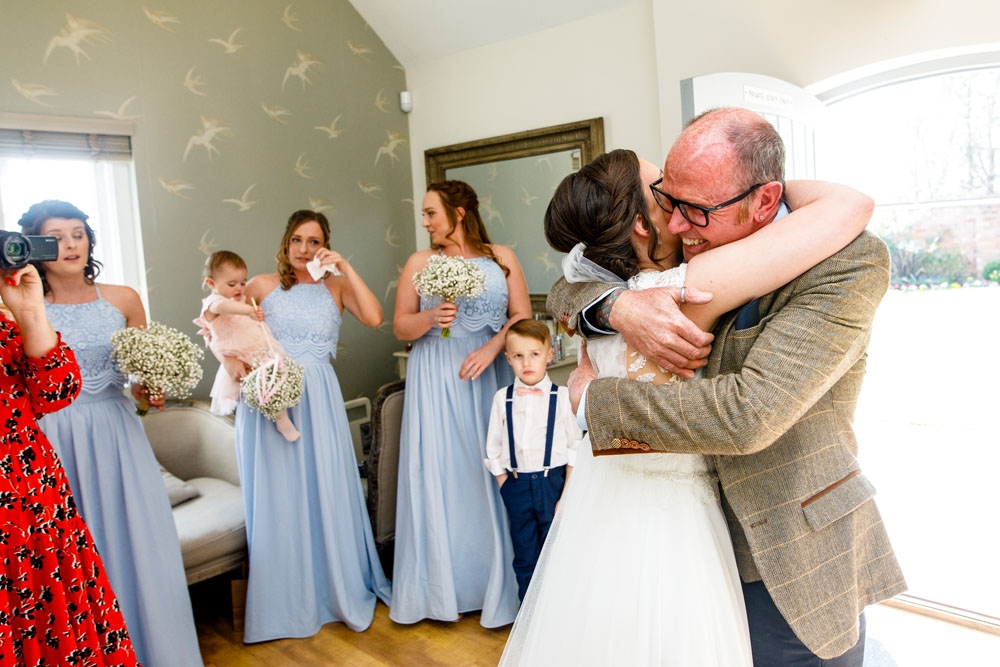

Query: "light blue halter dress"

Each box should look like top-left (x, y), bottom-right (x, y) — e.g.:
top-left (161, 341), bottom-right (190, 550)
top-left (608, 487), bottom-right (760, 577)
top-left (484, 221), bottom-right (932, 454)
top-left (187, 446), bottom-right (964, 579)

top-left (390, 256), bottom-right (520, 627)
top-left (42, 290), bottom-right (203, 667)
top-left (234, 282), bottom-right (391, 642)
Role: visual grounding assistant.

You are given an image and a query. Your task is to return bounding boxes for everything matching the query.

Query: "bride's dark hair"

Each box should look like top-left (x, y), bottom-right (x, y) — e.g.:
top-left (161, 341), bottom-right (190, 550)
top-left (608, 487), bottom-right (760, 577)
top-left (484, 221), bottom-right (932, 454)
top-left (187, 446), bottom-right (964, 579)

top-left (543, 149), bottom-right (662, 281)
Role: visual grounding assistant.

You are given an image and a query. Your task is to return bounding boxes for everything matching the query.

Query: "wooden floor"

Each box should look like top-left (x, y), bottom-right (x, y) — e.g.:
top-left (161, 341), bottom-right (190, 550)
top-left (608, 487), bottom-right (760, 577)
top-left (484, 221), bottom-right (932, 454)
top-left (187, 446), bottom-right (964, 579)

top-left (192, 578), bottom-right (510, 667)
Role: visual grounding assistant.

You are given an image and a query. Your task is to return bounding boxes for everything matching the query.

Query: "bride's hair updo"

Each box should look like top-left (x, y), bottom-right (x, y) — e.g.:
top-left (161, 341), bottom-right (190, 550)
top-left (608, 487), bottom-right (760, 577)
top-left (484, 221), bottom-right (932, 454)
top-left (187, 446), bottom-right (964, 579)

top-left (544, 149), bottom-right (661, 281)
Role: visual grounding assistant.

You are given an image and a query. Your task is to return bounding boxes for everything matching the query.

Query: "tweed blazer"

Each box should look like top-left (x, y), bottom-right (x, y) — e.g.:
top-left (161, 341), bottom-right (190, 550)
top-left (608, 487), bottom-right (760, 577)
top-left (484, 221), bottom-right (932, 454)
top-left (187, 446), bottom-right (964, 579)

top-left (547, 231), bottom-right (906, 659)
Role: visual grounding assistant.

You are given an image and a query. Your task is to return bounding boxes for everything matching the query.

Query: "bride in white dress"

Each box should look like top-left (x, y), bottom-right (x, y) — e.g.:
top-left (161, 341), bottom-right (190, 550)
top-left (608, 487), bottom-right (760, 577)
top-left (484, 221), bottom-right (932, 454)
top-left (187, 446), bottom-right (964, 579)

top-left (500, 149), bottom-right (874, 666)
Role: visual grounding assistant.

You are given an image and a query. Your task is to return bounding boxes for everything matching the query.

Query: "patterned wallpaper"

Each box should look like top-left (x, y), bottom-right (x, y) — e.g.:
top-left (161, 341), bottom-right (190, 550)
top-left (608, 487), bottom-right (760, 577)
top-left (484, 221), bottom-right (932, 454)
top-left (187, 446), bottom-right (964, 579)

top-left (0, 0), bottom-right (415, 402)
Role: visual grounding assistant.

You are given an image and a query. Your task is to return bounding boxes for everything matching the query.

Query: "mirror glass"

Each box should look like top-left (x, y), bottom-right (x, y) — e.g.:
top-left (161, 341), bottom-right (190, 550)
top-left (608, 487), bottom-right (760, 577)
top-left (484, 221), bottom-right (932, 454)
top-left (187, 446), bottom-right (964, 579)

top-left (447, 149), bottom-right (581, 293)
top-left (425, 118), bottom-right (605, 309)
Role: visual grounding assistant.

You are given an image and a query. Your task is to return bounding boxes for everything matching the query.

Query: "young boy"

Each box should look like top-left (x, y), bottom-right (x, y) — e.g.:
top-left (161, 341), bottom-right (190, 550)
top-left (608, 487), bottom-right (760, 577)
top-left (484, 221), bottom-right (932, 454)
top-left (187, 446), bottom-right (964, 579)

top-left (484, 318), bottom-right (582, 600)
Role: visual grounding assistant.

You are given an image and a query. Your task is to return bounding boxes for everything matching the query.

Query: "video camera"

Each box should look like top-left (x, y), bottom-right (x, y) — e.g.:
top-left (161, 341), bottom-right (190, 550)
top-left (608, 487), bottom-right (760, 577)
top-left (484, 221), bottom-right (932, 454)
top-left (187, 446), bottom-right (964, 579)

top-left (0, 231), bottom-right (59, 270)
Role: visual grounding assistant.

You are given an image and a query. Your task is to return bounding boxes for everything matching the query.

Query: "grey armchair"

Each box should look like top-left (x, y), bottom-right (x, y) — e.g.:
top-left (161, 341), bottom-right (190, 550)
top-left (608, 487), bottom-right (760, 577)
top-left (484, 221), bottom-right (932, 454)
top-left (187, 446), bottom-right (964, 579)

top-left (143, 402), bottom-right (247, 585)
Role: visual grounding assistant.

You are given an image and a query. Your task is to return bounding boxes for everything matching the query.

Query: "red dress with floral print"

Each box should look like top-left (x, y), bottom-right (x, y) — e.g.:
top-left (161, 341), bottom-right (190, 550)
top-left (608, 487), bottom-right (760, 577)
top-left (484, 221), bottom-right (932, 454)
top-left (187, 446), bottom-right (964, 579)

top-left (0, 318), bottom-right (138, 667)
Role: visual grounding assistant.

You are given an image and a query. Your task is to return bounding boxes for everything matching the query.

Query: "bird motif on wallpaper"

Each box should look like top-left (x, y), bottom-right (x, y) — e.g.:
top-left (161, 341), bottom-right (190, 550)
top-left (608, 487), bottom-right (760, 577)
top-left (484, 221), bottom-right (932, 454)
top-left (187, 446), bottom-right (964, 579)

top-left (209, 28), bottom-right (245, 54)
top-left (314, 114), bottom-right (344, 139)
top-left (222, 185), bottom-right (260, 212)
top-left (384, 225), bottom-right (400, 248)
top-left (480, 195), bottom-right (504, 225)
top-left (357, 181), bottom-right (382, 198)
top-left (374, 130), bottom-right (407, 167)
top-left (183, 116), bottom-right (234, 161)
top-left (307, 197), bottom-right (334, 213)
top-left (183, 67), bottom-right (208, 96)
top-left (282, 49), bottom-right (322, 90)
top-left (384, 264), bottom-right (403, 301)
top-left (487, 163), bottom-right (498, 181)
top-left (294, 154), bottom-right (314, 179)
top-left (11, 79), bottom-right (58, 107)
top-left (282, 5), bottom-right (302, 32)
top-left (520, 187), bottom-right (539, 205)
top-left (142, 6), bottom-right (180, 32)
top-left (159, 177), bottom-right (194, 199)
top-left (95, 96), bottom-right (140, 121)
top-left (347, 41), bottom-right (373, 61)
top-left (44, 14), bottom-right (111, 65)
top-left (198, 230), bottom-right (218, 255)
top-left (261, 103), bottom-right (291, 124)
top-left (374, 89), bottom-right (390, 114)
top-left (401, 197), bottom-right (414, 205)
top-left (536, 252), bottom-right (557, 274)
top-left (537, 156), bottom-right (553, 169)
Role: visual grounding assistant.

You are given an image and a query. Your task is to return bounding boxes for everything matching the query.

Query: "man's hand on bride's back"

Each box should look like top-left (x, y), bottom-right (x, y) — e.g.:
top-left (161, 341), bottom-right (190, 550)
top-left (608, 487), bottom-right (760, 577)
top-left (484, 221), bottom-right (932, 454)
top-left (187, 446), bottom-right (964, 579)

top-left (609, 287), bottom-right (714, 378)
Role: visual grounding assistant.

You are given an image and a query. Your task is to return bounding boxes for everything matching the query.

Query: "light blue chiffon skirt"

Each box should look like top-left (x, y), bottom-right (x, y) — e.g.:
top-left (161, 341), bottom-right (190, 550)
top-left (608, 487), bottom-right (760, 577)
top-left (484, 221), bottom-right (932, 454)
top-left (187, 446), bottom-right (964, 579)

top-left (390, 329), bottom-right (519, 627)
top-left (40, 387), bottom-right (203, 667)
top-left (235, 358), bottom-right (391, 642)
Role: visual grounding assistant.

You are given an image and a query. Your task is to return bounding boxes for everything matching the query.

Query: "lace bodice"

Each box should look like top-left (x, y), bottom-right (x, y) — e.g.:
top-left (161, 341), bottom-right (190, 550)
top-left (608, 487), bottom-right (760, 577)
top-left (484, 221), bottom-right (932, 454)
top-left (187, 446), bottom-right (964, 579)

top-left (587, 265), bottom-right (688, 381)
top-left (586, 264), bottom-right (710, 476)
top-left (419, 256), bottom-right (508, 337)
top-left (46, 297), bottom-right (126, 394)
top-left (260, 282), bottom-right (341, 363)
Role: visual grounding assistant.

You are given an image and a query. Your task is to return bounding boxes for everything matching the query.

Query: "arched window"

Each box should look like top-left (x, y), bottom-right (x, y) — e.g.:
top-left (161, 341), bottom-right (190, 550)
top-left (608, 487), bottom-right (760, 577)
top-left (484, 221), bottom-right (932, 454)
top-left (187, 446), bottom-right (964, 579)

top-left (816, 56), bottom-right (1000, 627)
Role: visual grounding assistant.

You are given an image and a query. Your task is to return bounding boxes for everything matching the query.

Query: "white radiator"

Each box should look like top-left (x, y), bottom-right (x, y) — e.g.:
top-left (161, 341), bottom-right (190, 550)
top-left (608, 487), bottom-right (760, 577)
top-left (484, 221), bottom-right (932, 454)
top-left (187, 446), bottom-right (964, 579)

top-left (343, 397), bottom-right (372, 465)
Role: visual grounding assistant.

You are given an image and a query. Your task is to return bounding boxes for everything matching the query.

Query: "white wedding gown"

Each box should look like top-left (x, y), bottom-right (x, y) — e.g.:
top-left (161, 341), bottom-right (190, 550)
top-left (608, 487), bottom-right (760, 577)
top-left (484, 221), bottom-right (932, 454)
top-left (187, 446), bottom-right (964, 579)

top-left (500, 265), bottom-right (753, 667)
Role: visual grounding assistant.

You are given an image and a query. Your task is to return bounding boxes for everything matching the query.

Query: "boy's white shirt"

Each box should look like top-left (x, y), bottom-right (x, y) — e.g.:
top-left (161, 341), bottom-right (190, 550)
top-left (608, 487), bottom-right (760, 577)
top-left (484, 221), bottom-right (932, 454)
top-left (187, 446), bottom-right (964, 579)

top-left (483, 373), bottom-right (583, 476)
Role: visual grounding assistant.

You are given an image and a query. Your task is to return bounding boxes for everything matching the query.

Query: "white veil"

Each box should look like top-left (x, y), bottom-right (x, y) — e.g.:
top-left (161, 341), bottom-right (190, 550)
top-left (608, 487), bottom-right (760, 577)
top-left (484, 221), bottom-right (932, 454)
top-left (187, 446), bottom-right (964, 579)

top-left (561, 242), bottom-right (626, 286)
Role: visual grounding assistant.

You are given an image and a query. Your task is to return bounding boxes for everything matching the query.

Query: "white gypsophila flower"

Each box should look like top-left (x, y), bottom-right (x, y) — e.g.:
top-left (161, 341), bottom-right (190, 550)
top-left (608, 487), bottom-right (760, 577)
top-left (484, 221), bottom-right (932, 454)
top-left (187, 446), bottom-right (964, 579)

top-left (412, 254), bottom-right (486, 303)
top-left (412, 254), bottom-right (487, 337)
top-left (110, 322), bottom-right (204, 401)
top-left (241, 353), bottom-right (304, 422)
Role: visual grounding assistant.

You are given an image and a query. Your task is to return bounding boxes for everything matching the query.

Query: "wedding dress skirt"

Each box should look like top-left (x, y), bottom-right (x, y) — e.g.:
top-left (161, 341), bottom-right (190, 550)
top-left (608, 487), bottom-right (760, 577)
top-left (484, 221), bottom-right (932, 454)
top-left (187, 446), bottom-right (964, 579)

top-left (500, 264), bottom-right (752, 666)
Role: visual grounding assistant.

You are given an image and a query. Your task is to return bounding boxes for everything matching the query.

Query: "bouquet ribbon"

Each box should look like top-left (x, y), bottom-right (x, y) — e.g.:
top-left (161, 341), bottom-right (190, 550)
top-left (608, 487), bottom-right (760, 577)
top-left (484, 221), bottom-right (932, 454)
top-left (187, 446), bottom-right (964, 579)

top-left (253, 356), bottom-right (289, 405)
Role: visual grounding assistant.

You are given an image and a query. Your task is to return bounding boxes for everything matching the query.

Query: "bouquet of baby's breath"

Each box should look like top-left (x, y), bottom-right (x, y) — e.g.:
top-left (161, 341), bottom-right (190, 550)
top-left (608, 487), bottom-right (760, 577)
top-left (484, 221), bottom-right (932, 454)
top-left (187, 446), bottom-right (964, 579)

top-left (241, 354), bottom-right (304, 422)
top-left (412, 255), bottom-right (486, 338)
top-left (110, 322), bottom-right (204, 416)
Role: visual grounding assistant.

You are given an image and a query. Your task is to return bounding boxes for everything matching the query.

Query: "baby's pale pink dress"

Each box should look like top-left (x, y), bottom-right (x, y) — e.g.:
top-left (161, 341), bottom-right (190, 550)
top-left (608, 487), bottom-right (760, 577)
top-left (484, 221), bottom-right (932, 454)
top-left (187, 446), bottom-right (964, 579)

top-left (194, 293), bottom-right (283, 415)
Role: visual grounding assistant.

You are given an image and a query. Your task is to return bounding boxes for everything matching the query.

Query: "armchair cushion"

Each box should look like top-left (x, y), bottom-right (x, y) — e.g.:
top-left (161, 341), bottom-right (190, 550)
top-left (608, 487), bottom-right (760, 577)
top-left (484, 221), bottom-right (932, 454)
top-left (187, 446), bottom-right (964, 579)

top-left (160, 464), bottom-right (201, 507)
top-left (173, 477), bottom-right (246, 582)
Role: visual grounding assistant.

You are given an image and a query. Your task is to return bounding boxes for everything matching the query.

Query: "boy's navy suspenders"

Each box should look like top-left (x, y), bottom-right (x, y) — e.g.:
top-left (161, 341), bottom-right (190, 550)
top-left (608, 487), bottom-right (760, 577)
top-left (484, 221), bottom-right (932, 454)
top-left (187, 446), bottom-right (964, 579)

top-left (505, 383), bottom-right (559, 478)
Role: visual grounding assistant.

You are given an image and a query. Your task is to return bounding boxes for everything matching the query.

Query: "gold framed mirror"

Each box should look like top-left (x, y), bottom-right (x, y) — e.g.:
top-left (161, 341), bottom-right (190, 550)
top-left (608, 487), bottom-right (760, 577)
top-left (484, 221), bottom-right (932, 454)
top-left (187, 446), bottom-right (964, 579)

top-left (424, 118), bottom-right (605, 308)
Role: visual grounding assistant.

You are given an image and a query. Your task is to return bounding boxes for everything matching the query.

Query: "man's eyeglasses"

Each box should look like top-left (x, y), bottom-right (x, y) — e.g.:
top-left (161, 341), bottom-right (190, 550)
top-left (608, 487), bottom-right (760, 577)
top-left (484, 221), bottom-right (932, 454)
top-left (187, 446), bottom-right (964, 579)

top-left (649, 178), bottom-right (764, 228)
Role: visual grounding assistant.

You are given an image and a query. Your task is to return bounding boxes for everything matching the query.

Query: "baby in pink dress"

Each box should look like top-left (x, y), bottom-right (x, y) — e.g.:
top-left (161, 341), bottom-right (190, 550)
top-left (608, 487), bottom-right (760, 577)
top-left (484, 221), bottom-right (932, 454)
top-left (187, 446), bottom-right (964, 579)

top-left (194, 251), bottom-right (300, 441)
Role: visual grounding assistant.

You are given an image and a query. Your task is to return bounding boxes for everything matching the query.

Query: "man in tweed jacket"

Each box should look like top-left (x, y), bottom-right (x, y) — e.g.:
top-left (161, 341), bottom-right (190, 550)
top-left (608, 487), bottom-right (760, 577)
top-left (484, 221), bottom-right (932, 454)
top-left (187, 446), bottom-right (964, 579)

top-left (549, 107), bottom-right (905, 665)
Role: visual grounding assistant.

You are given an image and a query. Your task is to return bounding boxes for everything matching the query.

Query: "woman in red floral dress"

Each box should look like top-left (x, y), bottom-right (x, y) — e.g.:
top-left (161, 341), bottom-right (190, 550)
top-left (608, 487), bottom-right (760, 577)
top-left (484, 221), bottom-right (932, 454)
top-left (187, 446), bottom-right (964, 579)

top-left (0, 263), bottom-right (138, 667)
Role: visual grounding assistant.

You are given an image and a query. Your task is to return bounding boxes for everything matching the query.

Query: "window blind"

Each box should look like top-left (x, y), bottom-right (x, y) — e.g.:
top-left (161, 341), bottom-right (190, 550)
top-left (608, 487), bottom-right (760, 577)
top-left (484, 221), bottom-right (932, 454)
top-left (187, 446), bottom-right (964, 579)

top-left (0, 128), bottom-right (132, 160)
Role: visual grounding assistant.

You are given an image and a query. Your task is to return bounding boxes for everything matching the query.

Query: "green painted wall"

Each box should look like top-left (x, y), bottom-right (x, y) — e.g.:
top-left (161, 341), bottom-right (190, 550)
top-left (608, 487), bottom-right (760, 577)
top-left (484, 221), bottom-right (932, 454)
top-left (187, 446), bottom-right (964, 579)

top-left (0, 0), bottom-right (415, 402)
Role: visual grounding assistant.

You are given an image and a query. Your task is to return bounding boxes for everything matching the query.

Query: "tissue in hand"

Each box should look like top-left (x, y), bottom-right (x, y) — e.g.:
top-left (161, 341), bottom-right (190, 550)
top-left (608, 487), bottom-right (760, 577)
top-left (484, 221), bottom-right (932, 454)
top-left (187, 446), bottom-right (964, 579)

top-left (306, 256), bottom-right (342, 281)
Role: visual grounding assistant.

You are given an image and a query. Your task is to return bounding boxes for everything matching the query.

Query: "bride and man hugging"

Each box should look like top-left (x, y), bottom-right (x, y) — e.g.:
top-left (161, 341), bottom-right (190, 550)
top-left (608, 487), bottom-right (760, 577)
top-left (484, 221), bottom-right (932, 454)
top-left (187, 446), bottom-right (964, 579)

top-left (499, 107), bottom-right (905, 666)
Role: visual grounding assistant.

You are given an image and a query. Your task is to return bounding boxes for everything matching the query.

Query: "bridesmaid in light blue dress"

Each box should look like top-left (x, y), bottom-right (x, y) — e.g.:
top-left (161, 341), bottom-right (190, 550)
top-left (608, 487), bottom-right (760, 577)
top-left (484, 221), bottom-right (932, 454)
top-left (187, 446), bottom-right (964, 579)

top-left (19, 200), bottom-right (202, 667)
top-left (390, 181), bottom-right (531, 627)
top-left (237, 210), bottom-right (390, 642)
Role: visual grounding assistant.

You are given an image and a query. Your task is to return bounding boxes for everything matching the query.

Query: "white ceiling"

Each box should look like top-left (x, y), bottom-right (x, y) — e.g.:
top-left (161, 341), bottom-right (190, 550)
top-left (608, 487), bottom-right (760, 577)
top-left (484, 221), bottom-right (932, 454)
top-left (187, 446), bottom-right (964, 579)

top-left (347, 0), bottom-right (637, 67)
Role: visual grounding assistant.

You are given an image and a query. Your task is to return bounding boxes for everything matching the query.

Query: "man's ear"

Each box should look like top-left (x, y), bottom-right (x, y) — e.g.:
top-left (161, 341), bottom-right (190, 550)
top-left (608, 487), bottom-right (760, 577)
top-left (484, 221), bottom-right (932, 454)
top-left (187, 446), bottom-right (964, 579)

top-left (753, 181), bottom-right (784, 226)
